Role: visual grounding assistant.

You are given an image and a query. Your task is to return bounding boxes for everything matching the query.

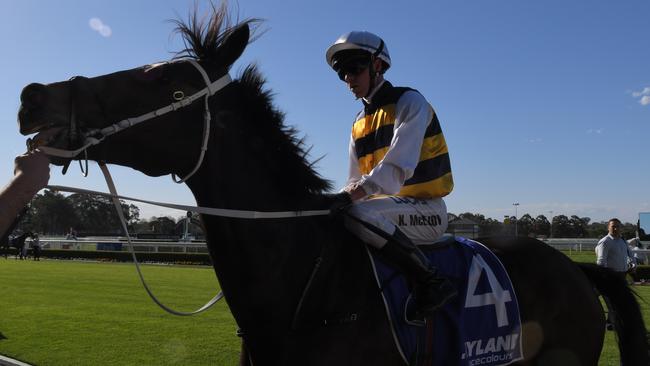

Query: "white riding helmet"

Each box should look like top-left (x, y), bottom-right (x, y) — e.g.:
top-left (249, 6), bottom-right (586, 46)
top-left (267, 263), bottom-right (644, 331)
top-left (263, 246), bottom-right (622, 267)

top-left (325, 31), bottom-right (391, 70)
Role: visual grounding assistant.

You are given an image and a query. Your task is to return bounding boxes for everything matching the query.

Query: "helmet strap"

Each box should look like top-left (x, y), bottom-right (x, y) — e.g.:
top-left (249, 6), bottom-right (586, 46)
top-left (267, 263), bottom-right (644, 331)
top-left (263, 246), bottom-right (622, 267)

top-left (365, 40), bottom-right (385, 98)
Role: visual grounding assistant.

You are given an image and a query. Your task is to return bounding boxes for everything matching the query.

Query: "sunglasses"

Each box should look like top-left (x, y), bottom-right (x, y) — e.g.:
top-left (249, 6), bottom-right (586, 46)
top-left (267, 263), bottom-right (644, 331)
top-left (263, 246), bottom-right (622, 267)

top-left (336, 62), bottom-right (369, 81)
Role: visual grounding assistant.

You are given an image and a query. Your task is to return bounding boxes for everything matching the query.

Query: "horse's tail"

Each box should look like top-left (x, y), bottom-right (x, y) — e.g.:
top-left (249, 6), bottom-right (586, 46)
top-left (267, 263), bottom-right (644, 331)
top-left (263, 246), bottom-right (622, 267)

top-left (578, 263), bottom-right (649, 365)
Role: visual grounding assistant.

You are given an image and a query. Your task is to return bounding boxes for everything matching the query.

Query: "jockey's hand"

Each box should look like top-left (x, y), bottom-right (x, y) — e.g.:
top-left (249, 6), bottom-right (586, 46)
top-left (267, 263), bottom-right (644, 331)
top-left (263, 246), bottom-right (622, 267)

top-left (343, 183), bottom-right (368, 201)
top-left (348, 185), bottom-right (367, 201)
top-left (327, 192), bottom-right (353, 216)
top-left (13, 151), bottom-right (50, 195)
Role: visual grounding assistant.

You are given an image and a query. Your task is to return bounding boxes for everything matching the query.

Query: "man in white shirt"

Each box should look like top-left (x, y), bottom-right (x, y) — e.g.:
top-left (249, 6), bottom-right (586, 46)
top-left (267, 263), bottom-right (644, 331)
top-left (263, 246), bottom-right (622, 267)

top-left (595, 218), bottom-right (632, 279)
top-left (595, 218), bottom-right (632, 330)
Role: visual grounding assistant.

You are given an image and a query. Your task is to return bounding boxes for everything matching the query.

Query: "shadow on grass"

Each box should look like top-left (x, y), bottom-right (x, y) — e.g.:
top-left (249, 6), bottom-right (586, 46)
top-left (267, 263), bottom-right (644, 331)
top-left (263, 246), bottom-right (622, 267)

top-left (0, 331), bottom-right (6, 340)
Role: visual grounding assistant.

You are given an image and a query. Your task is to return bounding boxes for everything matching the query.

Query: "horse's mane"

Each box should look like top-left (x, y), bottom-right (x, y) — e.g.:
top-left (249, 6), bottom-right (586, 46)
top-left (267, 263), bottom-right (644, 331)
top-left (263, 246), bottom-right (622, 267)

top-left (172, 3), bottom-right (332, 196)
top-left (236, 65), bottom-right (333, 195)
top-left (171, 2), bottom-right (258, 66)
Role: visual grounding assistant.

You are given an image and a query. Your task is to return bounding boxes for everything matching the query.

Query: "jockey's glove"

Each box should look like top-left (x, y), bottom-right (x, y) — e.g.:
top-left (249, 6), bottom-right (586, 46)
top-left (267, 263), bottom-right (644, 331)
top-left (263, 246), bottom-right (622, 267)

top-left (326, 192), bottom-right (353, 217)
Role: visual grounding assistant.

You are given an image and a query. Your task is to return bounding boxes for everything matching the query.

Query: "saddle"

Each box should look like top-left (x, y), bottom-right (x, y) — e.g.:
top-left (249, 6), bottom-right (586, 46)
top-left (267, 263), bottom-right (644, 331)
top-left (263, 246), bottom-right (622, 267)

top-left (290, 232), bottom-right (524, 366)
top-left (368, 236), bottom-right (524, 366)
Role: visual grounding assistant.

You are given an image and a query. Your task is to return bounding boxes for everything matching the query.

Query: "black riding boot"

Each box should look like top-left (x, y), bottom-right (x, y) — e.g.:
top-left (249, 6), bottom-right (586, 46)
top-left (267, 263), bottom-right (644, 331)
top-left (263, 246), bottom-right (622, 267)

top-left (379, 230), bottom-right (457, 316)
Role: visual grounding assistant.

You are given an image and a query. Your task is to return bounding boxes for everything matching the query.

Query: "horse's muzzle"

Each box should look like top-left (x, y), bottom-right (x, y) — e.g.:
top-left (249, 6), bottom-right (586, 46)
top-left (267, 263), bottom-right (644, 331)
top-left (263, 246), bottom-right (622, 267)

top-left (18, 83), bottom-right (51, 135)
top-left (18, 82), bottom-right (71, 135)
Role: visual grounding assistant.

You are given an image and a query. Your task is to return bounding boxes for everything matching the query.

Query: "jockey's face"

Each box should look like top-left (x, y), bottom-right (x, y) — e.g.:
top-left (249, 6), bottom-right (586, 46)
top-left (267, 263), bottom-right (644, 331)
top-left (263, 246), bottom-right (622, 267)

top-left (339, 57), bottom-right (383, 99)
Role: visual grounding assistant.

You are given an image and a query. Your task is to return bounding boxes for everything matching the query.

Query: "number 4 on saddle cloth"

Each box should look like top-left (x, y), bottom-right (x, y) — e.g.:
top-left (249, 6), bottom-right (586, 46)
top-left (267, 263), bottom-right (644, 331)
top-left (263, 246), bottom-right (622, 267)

top-left (368, 236), bottom-right (523, 366)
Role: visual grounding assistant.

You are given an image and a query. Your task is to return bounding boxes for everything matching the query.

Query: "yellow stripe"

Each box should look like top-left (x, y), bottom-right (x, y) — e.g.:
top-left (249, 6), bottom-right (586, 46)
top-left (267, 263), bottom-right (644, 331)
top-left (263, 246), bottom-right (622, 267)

top-left (358, 146), bottom-right (389, 175)
top-left (352, 104), bottom-right (396, 140)
top-left (359, 136), bottom-right (449, 175)
top-left (419, 134), bottom-right (449, 161)
top-left (352, 102), bottom-right (454, 198)
top-left (398, 172), bottom-right (454, 198)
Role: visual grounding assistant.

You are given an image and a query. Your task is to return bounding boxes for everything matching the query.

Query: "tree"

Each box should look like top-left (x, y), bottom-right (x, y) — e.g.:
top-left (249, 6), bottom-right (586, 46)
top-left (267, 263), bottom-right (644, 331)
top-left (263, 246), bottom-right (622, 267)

top-left (621, 222), bottom-right (637, 240)
top-left (533, 215), bottom-right (550, 238)
top-left (457, 212), bottom-right (505, 236)
top-left (586, 221), bottom-right (608, 238)
top-left (28, 190), bottom-right (78, 235)
top-left (149, 216), bottom-right (177, 235)
top-left (569, 216), bottom-right (589, 238)
top-left (68, 194), bottom-right (140, 234)
top-left (517, 214), bottom-right (535, 237)
top-left (552, 215), bottom-right (571, 238)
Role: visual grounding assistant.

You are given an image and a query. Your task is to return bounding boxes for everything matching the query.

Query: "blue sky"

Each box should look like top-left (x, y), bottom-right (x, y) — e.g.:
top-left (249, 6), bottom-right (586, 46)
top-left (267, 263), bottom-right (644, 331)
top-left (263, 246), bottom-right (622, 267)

top-left (1, 0), bottom-right (648, 223)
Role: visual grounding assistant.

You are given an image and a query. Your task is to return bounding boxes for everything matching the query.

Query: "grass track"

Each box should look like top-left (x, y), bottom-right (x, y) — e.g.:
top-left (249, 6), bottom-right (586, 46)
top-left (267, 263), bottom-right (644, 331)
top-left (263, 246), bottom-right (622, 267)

top-left (0, 260), bottom-right (239, 365)
top-left (1, 251), bottom-right (648, 365)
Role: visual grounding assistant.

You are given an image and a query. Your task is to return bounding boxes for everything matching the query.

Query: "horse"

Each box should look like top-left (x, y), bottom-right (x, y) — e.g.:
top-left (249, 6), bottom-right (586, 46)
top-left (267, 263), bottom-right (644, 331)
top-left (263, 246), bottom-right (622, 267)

top-left (0, 235), bottom-right (12, 259)
top-left (1, 208), bottom-right (29, 259)
top-left (4, 232), bottom-right (32, 260)
top-left (17, 5), bottom-right (649, 365)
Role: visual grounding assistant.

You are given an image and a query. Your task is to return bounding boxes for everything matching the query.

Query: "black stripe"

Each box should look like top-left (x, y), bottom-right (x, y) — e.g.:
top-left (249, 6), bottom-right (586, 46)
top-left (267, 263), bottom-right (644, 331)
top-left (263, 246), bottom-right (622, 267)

top-left (424, 113), bottom-right (442, 138)
top-left (404, 153), bottom-right (451, 186)
top-left (364, 83), bottom-right (412, 115)
top-left (354, 124), bottom-right (394, 158)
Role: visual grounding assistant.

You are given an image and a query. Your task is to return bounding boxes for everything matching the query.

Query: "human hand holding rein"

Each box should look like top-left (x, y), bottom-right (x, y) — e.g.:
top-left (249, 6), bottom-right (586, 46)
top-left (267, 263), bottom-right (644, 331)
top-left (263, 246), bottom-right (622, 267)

top-left (13, 151), bottom-right (50, 195)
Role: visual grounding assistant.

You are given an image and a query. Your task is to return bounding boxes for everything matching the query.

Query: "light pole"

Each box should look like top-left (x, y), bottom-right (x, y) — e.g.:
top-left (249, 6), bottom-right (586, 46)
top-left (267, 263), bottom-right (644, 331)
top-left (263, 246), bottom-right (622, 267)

top-left (548, 210), bottom-right (553, 238)
top-left (513, 203), bottom-right (520, 236)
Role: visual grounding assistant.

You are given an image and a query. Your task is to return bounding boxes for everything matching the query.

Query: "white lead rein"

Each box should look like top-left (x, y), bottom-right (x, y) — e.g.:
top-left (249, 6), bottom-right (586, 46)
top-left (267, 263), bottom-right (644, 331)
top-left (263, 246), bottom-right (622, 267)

top-left (47, 182), bottom-right (331, 219)
top-left (100, 163), bottom-right (221, 316)
top-left (45, 165), bottom-right (330, 317)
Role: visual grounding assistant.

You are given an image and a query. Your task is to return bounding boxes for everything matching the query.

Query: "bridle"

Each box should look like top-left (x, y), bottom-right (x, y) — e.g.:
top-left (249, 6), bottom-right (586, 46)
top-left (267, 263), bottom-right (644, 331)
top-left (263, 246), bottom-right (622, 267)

top-left (29, 59), bottom-right (331, 316)
top-left (34, 58), bottom-right (232, 184)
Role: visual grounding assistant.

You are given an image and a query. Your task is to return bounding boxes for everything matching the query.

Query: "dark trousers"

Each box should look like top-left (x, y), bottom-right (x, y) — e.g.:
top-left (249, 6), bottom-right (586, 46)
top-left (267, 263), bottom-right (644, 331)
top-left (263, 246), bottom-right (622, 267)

top-left (603, 271), bottom-right (628, 326)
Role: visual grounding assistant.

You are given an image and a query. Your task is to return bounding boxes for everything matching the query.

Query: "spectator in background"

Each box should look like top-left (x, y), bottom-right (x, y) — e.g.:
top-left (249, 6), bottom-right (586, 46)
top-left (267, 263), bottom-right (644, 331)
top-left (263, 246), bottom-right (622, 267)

top-left (19, 232), bottom-right (30, 260)
top-left (627, 237), bottom-right (646, 265)
top-left (595, 218), bottom-right (634, 330)
top-left (66, 227), bottom-right (78, 240)
top-left (31, 233), bottom-right (41, 261)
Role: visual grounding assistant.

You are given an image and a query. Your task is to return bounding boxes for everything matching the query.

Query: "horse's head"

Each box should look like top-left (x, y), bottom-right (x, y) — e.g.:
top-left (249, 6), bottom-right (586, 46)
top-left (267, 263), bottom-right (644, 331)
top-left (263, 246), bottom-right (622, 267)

top-left (18, 10), bottom-right (250, 179)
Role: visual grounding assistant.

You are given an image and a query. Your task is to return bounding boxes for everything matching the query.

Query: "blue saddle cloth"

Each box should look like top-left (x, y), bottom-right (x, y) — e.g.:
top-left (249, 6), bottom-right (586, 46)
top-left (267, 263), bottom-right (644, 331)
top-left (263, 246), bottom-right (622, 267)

top-left (368, 236), bottom-right (523, 366)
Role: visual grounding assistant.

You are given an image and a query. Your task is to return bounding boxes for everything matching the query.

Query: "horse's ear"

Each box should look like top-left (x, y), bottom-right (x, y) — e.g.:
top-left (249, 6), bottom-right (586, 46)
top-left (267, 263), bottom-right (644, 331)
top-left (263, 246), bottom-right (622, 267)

top-left (218, 24), bottom-right (250, 67)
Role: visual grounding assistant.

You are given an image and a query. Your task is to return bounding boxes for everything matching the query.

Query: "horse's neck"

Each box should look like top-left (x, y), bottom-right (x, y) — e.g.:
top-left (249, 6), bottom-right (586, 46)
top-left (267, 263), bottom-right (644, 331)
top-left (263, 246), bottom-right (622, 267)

top-left (185, 173), bottom-right (327, 323)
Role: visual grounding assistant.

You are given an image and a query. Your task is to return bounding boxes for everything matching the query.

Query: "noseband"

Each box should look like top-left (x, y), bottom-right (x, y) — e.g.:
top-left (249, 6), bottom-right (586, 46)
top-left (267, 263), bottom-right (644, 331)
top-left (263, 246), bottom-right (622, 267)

top-left (34, 59), bottom-right (232, 183)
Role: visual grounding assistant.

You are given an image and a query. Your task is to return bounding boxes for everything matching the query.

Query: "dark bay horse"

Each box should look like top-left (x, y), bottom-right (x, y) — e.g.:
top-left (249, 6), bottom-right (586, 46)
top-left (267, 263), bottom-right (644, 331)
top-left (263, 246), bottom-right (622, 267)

top-left (17, 6), bottom-right (648, 365)
top-left (2, 232), bottom-right (31, 260)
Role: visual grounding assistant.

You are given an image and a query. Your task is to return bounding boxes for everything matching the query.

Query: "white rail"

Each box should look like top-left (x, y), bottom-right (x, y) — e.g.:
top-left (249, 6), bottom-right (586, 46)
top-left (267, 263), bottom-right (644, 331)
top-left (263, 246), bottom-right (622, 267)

top-left (23, 237), bottom-right (208, 254)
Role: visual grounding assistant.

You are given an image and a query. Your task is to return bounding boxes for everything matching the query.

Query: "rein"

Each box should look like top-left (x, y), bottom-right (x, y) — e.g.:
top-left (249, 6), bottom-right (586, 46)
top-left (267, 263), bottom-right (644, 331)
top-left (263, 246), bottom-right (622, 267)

top-left (33, 59), bottom-right (331, 316)
top-left (36, 59), bottom-right (231, 184)
top-left (42, 164), bottom-right (330, 317)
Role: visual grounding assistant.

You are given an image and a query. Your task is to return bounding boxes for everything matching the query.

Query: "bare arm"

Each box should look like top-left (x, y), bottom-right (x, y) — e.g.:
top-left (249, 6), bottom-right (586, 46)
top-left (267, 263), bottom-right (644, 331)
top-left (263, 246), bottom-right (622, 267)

top-left (0, 152), bottom-right (50, 238)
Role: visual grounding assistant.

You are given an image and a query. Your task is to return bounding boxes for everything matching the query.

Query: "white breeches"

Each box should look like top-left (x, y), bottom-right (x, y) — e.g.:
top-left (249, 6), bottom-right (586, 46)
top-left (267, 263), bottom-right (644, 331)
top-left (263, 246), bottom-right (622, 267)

top-left (343, 196), bottom-right (448, 249)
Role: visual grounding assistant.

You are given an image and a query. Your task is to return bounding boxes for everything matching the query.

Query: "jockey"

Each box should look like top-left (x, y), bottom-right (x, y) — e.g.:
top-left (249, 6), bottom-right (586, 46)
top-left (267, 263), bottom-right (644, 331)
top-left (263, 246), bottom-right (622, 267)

top-left (326, 31), bottom-right (457, 315)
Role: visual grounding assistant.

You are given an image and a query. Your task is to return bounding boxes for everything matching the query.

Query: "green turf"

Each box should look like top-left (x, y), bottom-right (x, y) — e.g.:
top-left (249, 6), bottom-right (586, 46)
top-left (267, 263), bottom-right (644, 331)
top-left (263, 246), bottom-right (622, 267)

top-left (0, 260), bottom-right (239, 365)
top-left (1, 252), bottom-right (648, 365)
top-left (561, 249), bottom-right (597, 264)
